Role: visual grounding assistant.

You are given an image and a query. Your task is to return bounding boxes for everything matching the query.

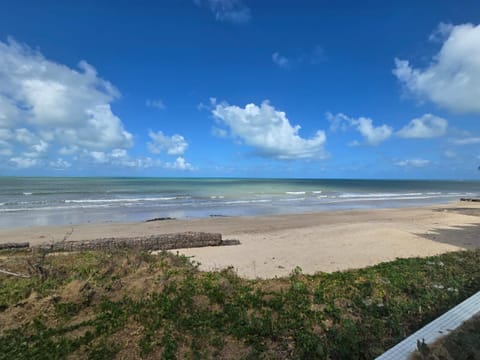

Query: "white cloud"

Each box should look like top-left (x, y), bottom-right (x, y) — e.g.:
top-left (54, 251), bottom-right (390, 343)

top-left (450, 137), bottom-right (480, 145)
top-left (0, 147), bottom-right (12, 156)
top-left (148, 130), bottom-right (189, 155)
top-left (428, 22), bottom-right (454, 42)
top-left (0, 128), bottom-right (12, 140)
top-left (194, 0), bottom-right (251, 23)
top-left (165, 157), bottom-right (194, 171)
top-left (272, 45), bottom-right (325, 69)
top-left (444, 150), bottom-right (456, 158)
top-left (272, 52), bottom-right (289, 68)
top-left (32, 140), bottom-right (49, 153)
top-left (397, 114), bottom-right (448, 138)
top-left (355, 118), bottom-right (392, 146)
top-left (394, 23), bottom-right (480, 113)
top-left (0, 38), bottom-right (135, 170)
top-left (0, 95), bottom-right (19, 127)
top-left (14, 128), bottom-right (37, 144)
top-left (110, 148), bottom-right (128, 158)
top-left (10, 157), bottom-right (38, 168)
top-left (211, 127), bottom-right (228, 138)
top-left (86, 148), bottom-right (164, 169)
top-left (146, 98), bottom-right (165, 110)
top-left (395, 159), bottom-right (430, 167)
top-left (327, 113), bottom-right (392, 146)
top-left (212, 100), bottom-right (327, 160)
top-left (58, 145), bottom-right (80, 155)
top-left (49, 158), bottom-right (71, 169)
top-left (89, 151), bottom-right (108, 163)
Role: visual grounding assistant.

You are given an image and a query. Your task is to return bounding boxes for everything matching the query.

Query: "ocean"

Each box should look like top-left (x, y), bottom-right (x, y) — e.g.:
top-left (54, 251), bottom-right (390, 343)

top-left (0, 177), bottom-right (479, 229)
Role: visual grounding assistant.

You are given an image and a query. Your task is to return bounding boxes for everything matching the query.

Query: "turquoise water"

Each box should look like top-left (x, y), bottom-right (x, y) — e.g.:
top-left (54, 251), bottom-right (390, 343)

top-left (0, 177), bottom-right (479, 228)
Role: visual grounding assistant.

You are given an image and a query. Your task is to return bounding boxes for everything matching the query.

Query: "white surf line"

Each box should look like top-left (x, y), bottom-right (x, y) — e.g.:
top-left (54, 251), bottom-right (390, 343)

top-left (376, 291), bottom-right (480, 359)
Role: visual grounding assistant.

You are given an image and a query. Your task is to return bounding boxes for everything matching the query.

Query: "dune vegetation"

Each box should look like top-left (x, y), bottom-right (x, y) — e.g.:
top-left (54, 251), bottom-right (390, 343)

top-left (1, 248), bottom-right (479, 359)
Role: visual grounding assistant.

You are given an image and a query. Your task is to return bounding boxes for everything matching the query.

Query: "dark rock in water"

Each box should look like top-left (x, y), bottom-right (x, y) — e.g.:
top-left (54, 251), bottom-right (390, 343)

top-left (460, 198), bottom-right (480, 202)
top-left (145, 217), bottom-right (176, 222)
top-left (209, 214), bottom-right (229, 217)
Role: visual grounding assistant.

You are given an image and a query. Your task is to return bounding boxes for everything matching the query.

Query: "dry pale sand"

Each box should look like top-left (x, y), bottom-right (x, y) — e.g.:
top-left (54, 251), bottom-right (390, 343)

top-left (1, 202), bottom-right (480, 279)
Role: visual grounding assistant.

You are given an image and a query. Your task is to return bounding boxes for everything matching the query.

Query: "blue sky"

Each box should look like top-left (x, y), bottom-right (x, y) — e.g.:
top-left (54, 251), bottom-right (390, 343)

top-left (0, 0), bottom-right (479, 179)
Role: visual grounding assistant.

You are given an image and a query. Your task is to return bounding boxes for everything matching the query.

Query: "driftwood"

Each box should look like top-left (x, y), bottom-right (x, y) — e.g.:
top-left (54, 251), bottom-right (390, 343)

top-left (0, 268), bottom-right (30, 278)
top-left (0, 242), bottom-right (30, 250)
top-left (460, 198), bottom-right (480, 202)
top-left (33, 232), bottom-right (223, 252)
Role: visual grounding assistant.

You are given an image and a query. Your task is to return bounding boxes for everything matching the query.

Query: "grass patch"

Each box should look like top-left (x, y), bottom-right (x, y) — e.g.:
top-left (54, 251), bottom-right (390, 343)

top-left (0, 249), bottom-right (479, 359)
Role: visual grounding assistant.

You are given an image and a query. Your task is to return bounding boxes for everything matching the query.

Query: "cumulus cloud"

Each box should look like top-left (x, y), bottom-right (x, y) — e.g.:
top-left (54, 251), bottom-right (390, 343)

top-left (9, 157), bottom-right (38, 168)
top-left (212, 100), bottom-right (327, 160)
top-left (194, 0), bottom-right (251, 23)
top-left (148, 130), bottom-right (189, 156)
top-left (0, 38), bottom-right (194, 172)
top-left (327, 113), bottom-right (392, 146)
top-left (49, 158), bottom-right (71, 170)
top-left (395, 159), bottom-right (430, 167)
top-left (85, 149), bottom-right (160, 168)
top-left (355, 118), bottom-right (392, 146)
top-left (165, 157), bottom-right (194, 171)
top-left (0, 39), bottom-right (132, 148)
top-left (0, 38), bottom-right (136, 170)
top-left (397, 114), bottom-right (448, 138)
top-left (81, 146), bottom-right (194, 170)
top-left (393, 23), bottom-right (480, 113)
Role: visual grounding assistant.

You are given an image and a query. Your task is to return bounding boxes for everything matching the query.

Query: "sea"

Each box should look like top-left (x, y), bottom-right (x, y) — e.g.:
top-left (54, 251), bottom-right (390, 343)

top-left (0, 177), bottom-right (479, 229)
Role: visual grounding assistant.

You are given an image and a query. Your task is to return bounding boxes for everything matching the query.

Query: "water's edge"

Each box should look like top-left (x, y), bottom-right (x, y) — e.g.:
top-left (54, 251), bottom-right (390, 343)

top-left (0, 177), bottom-right (478, 228)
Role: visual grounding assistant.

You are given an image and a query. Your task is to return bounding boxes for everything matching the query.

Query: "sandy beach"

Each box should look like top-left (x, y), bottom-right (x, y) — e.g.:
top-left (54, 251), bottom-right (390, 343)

top-left (1, 201), bottom-right (480, 279)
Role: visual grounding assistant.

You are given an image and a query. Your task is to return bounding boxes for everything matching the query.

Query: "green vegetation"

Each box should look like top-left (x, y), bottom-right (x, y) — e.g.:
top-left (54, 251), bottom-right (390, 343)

top-left (0, 248), bottom-right (479, 359)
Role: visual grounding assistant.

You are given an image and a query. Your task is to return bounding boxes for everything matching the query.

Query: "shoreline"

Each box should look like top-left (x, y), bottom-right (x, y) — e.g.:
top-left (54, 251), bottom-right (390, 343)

top-left (1, 201), bottom-right (480, 278)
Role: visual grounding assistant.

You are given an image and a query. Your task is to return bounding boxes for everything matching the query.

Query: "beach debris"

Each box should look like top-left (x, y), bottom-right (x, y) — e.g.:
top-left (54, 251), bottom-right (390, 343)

top-left (0, 268), bottom-right (30, 278)
top-left (416, 339), bottom-right (431, 358)
top-left (0, 242), bottom-right (30, 250)
top-left (145, 217), bottom-right (176, 222)
top-left (460, 198), bottom-right (480, 202)
top-left (33, 232), bottom-right (231, 252)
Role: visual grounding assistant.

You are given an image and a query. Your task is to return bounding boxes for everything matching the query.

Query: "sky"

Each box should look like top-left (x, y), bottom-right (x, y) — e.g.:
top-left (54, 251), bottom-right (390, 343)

top-left (0, 0), bottom-right (479, 179)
